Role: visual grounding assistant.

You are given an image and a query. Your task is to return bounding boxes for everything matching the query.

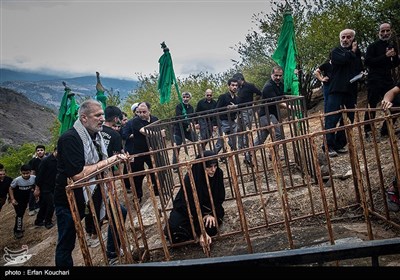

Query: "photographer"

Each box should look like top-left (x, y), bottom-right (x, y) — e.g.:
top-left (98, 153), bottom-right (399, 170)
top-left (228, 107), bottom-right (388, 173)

top-left (364, 23), bottom-right (400, 139)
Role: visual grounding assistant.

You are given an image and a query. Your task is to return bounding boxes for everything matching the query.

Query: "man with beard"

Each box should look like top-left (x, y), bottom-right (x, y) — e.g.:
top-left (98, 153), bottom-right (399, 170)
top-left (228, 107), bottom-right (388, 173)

top-left (324, 29), bottom-right (363, 157)
top-left (364, 23), bottom-right (400, 139)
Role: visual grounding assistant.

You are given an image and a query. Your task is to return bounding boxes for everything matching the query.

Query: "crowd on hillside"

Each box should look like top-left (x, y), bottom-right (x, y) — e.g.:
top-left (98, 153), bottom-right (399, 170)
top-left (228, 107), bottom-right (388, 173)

top-left (1, 23), bottom-right (400, 267)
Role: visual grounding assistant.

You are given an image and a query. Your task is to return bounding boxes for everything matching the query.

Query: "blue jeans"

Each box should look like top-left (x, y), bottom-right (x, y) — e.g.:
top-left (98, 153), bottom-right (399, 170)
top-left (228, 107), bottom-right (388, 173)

top-left (325, 92), bottom-right (356, 150)
top-left (55, 205), bottom-right (80, 267)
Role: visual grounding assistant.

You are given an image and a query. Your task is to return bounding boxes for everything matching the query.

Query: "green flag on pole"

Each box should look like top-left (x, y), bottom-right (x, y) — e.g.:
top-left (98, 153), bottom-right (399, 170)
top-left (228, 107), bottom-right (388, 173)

top-left (95, 71), bottom-right (107, 111)
top-left (157, 42), bottom-right (183, 105)
top-left (272, 9), bottom-right (299, 96)
top-left (58, 82), bottom-right (79, 135)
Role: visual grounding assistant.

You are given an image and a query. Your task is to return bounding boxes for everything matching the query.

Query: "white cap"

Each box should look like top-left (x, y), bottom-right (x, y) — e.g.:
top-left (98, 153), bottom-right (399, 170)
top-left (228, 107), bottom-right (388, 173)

top-left (131, 102), bottom-right (139, 112)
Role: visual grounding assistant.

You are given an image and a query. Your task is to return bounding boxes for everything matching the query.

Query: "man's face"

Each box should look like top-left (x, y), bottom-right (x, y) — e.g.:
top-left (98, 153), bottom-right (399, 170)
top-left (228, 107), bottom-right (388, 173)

top-left (228, 82), bottom-right (238, 94)
top-left (82, 104), bottom-right (105, 134)
top-left (271, 70), bottom-right (283, 84)
top-left (182, 94), bottom-right (191, 104)
top-left (205, 90), bottom-right (213, 101)
top-left (379, 24), bottom-right (392, 41)
top-left (136, 104), bottom-right (150, 121)
top-left (0, 170), bottom-right (5, 181)
top-left (36, 148), bottom-right (45, 158)
top-left (340, 31), bottom-right (354, 48)
top-left (121, 116), bottom-right (128, 127)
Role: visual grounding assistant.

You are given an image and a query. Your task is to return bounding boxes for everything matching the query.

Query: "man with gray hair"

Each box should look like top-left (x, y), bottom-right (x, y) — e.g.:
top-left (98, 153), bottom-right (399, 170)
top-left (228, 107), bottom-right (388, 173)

top-left (54, 99), bottom-right (128, 266)
top-left (324, 29), bottom-right (363, 157)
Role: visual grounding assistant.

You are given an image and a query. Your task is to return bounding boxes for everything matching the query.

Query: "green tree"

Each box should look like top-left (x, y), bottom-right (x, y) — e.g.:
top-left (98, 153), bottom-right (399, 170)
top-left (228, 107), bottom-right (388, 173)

top-left (0, 143), bottom-right (36, 178)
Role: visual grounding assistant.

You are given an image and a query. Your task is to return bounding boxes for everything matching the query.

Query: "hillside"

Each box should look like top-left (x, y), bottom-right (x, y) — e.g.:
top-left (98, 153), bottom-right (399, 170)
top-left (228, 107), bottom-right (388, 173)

top-left (0, 68), bottom-right (138, 111)
top-left (0, 87), bottom-right (56, 150)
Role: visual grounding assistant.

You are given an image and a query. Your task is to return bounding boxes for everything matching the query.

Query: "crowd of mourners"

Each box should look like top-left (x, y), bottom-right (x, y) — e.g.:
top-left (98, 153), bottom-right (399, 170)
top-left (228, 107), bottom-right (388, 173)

top-left (1, 23), bottom-right (400, 267)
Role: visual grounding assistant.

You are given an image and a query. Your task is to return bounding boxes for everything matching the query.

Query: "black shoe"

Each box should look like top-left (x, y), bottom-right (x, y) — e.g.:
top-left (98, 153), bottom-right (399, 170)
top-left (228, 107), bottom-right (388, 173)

top-left (34, 221), bottom-right (45, 227)
top-left (45, 223), bottom-right (54, 229)
top-left (243, 159), bottom-right (254, 167)
top-left (335, 147), bottom-right (348, 154)
top-left (173, 168), bottom-right (178, 173)
top-left (14, 231), bottom-right (23, 239)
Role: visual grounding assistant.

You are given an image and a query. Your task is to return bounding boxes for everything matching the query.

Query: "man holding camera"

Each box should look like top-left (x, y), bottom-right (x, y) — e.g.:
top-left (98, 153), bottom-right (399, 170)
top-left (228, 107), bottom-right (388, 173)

top-left (364, 23), bottom-right (400, 139)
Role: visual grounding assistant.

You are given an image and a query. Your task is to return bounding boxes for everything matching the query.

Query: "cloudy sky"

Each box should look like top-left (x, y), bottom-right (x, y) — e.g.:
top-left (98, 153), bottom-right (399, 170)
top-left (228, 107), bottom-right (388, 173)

top-left (1, 0), bottom-right (270, 80)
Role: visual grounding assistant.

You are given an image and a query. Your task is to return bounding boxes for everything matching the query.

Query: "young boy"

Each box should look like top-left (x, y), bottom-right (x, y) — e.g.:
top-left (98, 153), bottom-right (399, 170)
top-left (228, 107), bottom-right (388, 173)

top-left (9, 164), bottom-right (37, 239)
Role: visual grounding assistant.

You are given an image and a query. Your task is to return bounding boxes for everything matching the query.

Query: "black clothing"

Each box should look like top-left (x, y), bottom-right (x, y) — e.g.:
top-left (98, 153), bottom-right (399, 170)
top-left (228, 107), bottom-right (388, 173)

top-left (28, 157), bottom-right (43, 174)
top-left (329, 46), bottom-right (362, 95)
top-left (166, 151), bottom-right (225, 243)
top-left (35, 153), bottom-right (57, 226)
top-left (125, 115), bottom-right (159, 198)
top-left (0, 175), bottom-right (12, 211)
top-left (364, 39), bottom-right (400, 135)
top-left (122, 115), bottom-right (159, 155)
top-left (318, 61), bottom-right (333, 86)
top-left (0, 176), bottom-right (12, 198)
top-left (237, 82), bottom-right (261, 105)
top-left (36, 153), bottom-right (57, 193)
top-left (215, 92), bottom-right (238, 121)
top-left (196, 98), bottom-right (217, 114)
top-left (365, 39), bottom-right (400, 85)
top-left (259, 79), bottom-right (284, 117)
top-left (101, 125), bottom-right (122, 157)
top-left (54, 128), bottom-right (85, 212)
top-left (174, 103), bottom-right (195, 134)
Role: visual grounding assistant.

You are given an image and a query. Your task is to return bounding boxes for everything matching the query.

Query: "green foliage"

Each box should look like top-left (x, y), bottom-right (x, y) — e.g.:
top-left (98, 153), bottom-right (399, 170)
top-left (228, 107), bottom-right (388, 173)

top-left (0, 143), bottom-right (37, 178)
top-left (107, 88), bottom-right (122, 107)
top-left (234, 0), bottom-right (400, 108)
top-left (123, 72), bottom-right (230, 121)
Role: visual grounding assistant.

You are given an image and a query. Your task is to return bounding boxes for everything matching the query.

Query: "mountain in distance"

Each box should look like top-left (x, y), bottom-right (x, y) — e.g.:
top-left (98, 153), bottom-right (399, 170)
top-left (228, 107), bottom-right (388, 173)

top-left (0, 68), bottom-right (139, 112)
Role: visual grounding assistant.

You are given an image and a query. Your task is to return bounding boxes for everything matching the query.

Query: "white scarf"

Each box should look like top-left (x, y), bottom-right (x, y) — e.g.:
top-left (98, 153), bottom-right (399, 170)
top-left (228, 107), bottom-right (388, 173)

top-left (73, 119), bottom-right (108, 219)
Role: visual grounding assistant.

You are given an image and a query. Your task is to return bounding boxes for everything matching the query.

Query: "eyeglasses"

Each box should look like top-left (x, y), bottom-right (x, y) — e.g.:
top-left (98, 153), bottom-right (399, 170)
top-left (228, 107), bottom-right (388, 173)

top-left (206, 94), bottom-right (212, 97)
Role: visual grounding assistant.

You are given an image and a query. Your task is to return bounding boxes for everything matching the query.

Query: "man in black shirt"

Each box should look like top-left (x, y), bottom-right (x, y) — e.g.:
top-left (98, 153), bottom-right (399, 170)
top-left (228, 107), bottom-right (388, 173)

top-left (54, 99), bottom-right (128, 267)
top-left (195, 89), bottom-right (217, 149)
top-left (364, 23), bottom-right (400, 138)
top-left (122, 102), bottom-right (159, 200)
top-left (233, 73), bottom-right (262, 165)
top-left (34, 146), bottom-right (57, 229)
top-left (172, 92), bottom-right (198, 168)
top-left (0, 164), bottom-right (13, 213)
top-left (214, 78), bottom-right (239, 157)
top-left (325, 29), bottom-right (362, 157)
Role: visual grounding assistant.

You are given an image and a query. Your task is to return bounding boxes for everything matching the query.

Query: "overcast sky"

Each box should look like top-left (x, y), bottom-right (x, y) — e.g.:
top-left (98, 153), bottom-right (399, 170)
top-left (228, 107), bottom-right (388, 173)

top-left (1, 0), bottom-right (270, 80)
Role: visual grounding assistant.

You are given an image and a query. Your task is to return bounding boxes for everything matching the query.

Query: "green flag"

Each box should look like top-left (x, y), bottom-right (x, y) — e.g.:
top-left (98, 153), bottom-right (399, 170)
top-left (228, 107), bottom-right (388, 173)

top-left (272, 10), bottom-right (299, 96)
top-left (95, 71), bottom-right (107, 110)
top-left (157, 42), bottom-right (183, 106)
top-left (58, 82), bottom-right (79, 135)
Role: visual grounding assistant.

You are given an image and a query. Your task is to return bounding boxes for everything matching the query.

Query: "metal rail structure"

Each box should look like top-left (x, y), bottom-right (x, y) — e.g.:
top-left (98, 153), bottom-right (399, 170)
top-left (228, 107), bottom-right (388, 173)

top-left (65, 97), bottom-right (400, 266)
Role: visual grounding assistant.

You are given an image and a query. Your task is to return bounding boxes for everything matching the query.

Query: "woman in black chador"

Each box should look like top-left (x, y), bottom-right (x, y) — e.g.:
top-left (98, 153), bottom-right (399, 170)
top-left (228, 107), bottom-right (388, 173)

top-left (165, 150), bottom-right (225, 250)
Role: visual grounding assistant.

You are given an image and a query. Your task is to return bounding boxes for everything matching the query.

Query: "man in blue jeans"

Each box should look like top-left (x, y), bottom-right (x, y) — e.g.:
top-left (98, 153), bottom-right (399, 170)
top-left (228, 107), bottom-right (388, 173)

top-left (54, 99), bottom-right (128, 267)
